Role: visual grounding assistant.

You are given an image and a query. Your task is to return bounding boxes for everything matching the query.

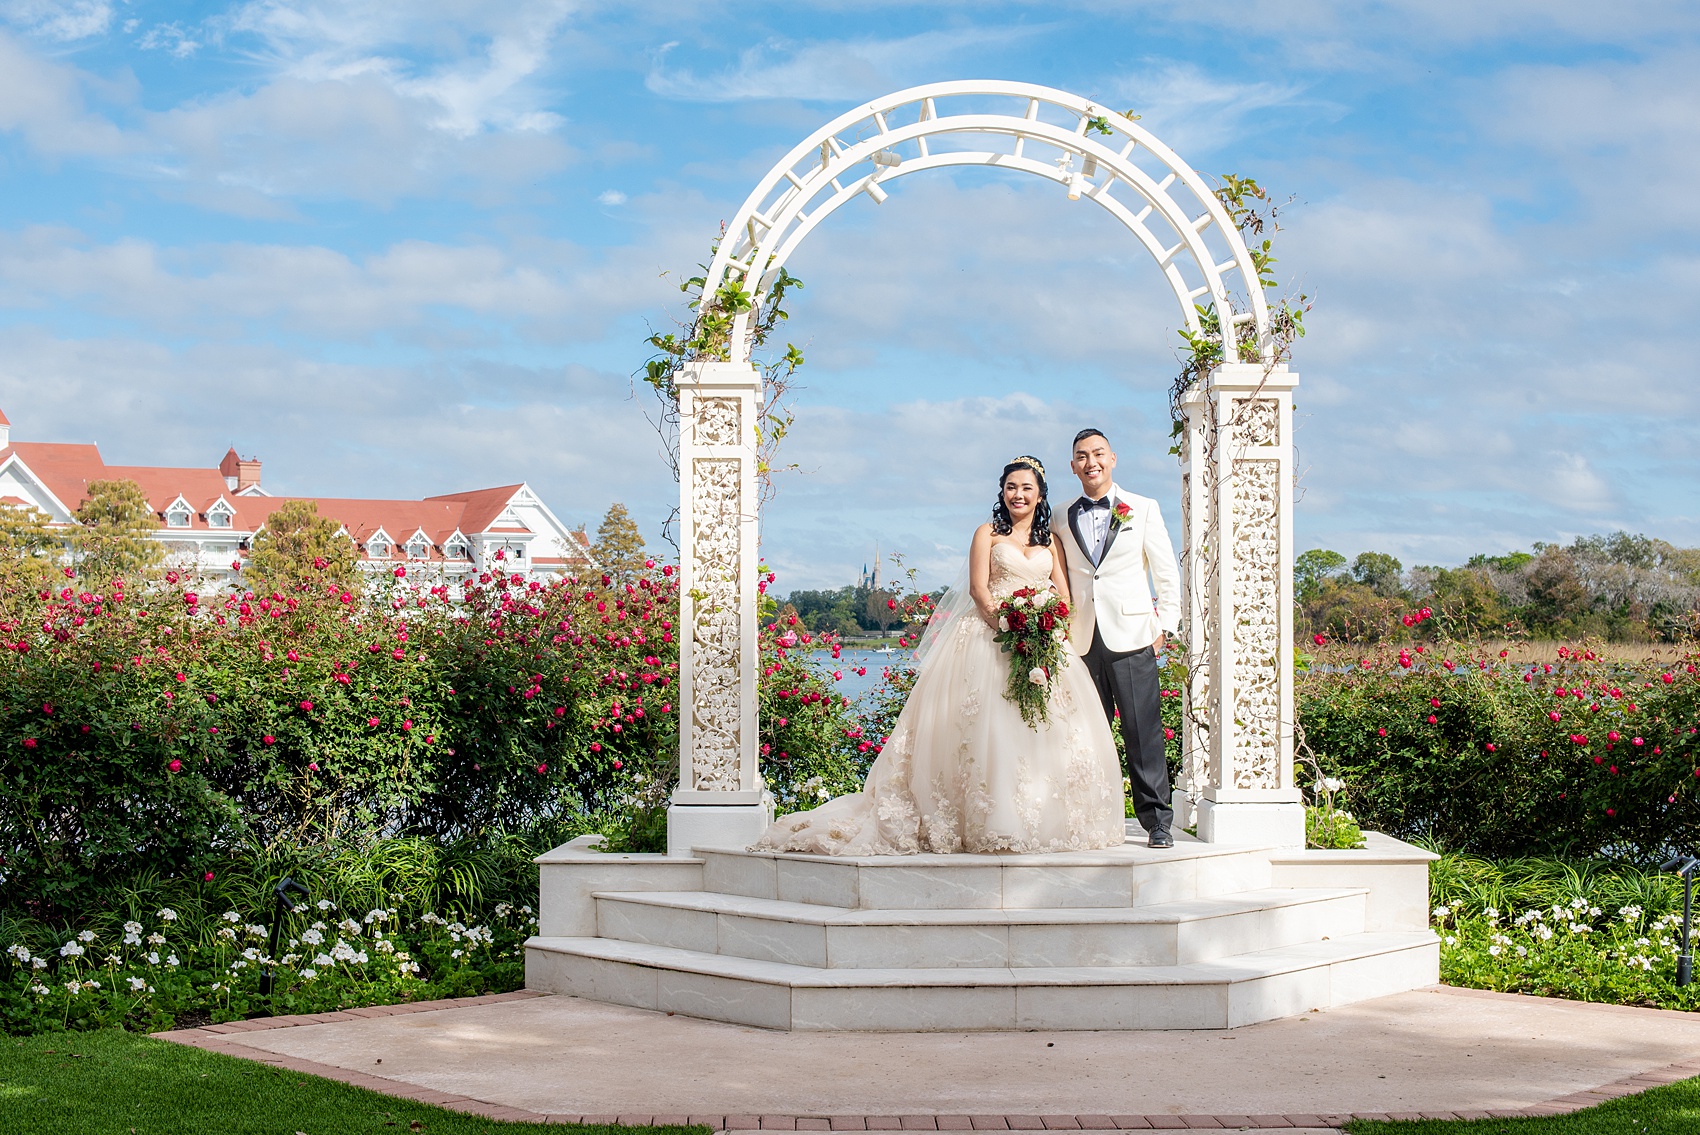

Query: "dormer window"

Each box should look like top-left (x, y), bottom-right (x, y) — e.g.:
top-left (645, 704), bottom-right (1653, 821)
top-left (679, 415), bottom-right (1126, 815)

top-left (367, 539), bottom-right (390, 559)
top-left (406, 537), bottom-right (428, 559)
top-left (445, 538), bottom-right (469, 560)
top-left (165, 504), bottom-right (191, 529)
top-left (207, 502), bottom-right (234, 529)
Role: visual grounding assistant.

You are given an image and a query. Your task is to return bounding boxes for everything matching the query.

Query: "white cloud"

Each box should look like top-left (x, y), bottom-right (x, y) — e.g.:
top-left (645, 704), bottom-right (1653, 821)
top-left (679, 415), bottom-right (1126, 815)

top-left (598, 188), bottom-right (627, 205)
top-left (137, 22), bottom-right (202, 57)
top-left (0, 326), bottom-right (676, 534)
top-left (645, 25), bottom-right (1043, 103)
top-left (761, 391), bottom-right (1172, 591)
top-left (220, 0), bottom-right (576, 136)
top-left (1482, 48), bottom-right (1700, 241)
top-left (0, 221), bottom-right (700, 342)
top-left (0, 3), bottom-right (580, 207)
top-left (1099, 63), bottom-right (1316, 157)
top-left (0, 0), bottom-right (112, 41)
top-left (1082, 0), bottom-right (1700, 52)
top-left (144, 76), bottom-right (574, 206)
top-left (0, 30), bottom-right (132, 155)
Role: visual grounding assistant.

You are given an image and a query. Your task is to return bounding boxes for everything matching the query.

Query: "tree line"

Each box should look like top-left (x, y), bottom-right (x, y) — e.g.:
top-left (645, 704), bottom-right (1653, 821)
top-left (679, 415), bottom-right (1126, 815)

top-left (776, 584), bottom-right (910, 638)
top-left (1299, 532), bottom-right (1700, 643)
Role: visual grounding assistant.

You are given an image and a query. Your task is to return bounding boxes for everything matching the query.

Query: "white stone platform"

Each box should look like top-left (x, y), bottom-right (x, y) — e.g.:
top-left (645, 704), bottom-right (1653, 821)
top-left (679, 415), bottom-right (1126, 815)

top-left (526, 828), bottom-right (1438, 1031)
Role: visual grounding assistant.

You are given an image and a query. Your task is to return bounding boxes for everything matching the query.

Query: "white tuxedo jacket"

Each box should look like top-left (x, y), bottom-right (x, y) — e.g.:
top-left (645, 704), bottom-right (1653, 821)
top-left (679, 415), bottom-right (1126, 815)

top-left (1056, 484), bottom-right (1182, 655)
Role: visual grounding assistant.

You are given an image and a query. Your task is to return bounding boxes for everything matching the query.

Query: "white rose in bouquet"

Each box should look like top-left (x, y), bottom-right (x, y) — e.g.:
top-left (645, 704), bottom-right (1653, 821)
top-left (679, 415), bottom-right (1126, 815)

top-left (1027, 666), bottom-right (1047, 686)
top-left (1051, 627), bottom-right (1067, 643)
top-left (1034, 591), bottom-right (1054, 609)
top-left (998, 616), bottom-right (1010, 632)
top-left (1012, 596), bottom-right (1027, 609)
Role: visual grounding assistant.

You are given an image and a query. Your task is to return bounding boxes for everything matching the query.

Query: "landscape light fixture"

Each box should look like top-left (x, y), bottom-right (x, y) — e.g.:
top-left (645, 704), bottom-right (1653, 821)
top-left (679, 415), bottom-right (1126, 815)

top-left (259, 875), bottom-right (311, 1002)
top-left (1661, 855), bottom-right (1698, 985)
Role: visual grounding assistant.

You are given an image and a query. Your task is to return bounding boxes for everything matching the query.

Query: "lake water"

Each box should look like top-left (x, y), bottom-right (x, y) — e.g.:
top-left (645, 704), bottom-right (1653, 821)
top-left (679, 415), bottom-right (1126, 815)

top-left (812, 647), bottom-right (915, 704)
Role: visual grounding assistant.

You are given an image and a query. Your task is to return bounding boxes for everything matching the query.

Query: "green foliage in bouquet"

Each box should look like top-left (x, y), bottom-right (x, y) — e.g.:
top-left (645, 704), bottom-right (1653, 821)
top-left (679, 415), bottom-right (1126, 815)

top-left (993, 586), bottom-right (1071, 728)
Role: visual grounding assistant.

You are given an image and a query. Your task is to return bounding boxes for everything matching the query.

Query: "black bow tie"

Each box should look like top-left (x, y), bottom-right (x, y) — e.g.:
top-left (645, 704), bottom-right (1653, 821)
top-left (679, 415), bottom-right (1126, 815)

top-left (1081, 496), bottom-right (1111, 510)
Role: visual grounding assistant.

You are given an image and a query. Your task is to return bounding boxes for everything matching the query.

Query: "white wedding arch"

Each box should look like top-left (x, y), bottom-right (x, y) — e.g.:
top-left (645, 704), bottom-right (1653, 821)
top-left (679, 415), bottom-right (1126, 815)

top-left (665, 80), bottom-right (1302, 854)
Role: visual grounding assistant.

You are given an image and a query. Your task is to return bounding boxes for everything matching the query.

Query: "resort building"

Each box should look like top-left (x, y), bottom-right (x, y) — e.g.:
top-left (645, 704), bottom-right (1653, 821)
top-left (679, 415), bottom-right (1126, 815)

top-left (0, 409), bottom-right (594, 584)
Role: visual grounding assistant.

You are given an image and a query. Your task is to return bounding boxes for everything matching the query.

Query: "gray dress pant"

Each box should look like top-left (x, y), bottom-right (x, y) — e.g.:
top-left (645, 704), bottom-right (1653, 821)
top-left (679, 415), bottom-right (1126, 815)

top-left (1082, 627), bottom-right (1172, 835)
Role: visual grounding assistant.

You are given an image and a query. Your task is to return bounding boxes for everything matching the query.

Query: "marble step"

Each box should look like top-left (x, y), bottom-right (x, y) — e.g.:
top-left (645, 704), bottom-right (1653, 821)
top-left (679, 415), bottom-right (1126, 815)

top-left (592, 886), bottom-right (1369, 968)
top-left (693, 840), bottom-right (1278, 910)
top-left (525, 929), bottom-right (1440, 1031)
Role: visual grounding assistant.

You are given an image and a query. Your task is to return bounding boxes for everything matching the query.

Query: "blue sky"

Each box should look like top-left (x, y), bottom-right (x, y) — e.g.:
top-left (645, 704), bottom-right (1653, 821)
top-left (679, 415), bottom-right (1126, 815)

top-left (1, 1), bottom-right (1696, 590)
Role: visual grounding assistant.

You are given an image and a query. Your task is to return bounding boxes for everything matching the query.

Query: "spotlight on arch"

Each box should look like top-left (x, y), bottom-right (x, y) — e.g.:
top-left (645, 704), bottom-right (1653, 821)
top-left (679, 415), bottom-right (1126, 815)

top-left (864, 180), bottom-right (889, 204)
top-left (1065, 171), bottom-right (1092, 201)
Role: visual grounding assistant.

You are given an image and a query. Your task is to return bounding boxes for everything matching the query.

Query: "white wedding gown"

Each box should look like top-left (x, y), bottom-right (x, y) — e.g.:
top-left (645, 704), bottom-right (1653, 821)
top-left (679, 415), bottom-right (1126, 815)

top-left (754, 543), bottom-right (1127, 855)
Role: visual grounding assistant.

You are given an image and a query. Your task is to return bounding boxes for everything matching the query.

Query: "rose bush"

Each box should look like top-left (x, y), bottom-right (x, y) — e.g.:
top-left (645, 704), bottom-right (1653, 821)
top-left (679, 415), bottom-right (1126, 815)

top-left (1300, 637), bottom-right (1700, 860)
top-left (0, 559), bottom-right (682, 913)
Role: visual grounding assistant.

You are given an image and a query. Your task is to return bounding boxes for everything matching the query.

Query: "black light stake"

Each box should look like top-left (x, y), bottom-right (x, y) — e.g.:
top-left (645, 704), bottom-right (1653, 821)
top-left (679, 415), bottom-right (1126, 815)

top-left (1660, 856), bottom-right (1698, 987)
top-left (259, 876), bottom-right (310, 1004)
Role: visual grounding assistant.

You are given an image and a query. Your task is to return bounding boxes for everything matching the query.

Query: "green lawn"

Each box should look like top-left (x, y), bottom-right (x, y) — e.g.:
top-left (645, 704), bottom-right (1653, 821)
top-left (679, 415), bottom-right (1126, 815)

top-left (6, 1025), bottom-right (1698, 1135)
top-left (0, 1029), bottom-right (708, 1135)
top-left (1348, 1077), bottom-right (1700, 1135)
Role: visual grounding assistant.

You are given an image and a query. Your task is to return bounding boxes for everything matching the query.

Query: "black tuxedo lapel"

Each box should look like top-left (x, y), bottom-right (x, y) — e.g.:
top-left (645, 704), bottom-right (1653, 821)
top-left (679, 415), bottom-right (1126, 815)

top-left (1098, 491), bottom-right (1124, 566)
top-left (1067, 498), bottom-right (1093, 567)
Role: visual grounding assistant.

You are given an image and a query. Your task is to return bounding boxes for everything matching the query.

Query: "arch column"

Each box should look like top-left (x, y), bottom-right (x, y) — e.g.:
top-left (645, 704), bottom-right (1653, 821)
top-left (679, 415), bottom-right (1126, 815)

top-left (1177, 362), bottom-right (1303, 846)
top-left (666, 360), bottom-right (773, 854)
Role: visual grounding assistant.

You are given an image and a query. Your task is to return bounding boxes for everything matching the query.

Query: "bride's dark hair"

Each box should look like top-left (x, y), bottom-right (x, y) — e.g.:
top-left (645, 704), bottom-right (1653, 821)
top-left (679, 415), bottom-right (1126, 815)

top-left (991, 456), bottom-right (1052, 546)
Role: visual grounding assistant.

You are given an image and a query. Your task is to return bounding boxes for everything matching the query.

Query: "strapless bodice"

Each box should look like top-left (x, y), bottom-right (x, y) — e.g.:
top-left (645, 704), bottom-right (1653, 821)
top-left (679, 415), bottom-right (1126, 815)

top-left (989, 542), bottom-right (1055, 599)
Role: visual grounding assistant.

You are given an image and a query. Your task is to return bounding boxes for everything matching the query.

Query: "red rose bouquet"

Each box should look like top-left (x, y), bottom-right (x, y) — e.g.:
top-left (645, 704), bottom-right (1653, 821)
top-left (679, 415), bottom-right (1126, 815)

top-left (993, 586), bottom-right (1071, 728)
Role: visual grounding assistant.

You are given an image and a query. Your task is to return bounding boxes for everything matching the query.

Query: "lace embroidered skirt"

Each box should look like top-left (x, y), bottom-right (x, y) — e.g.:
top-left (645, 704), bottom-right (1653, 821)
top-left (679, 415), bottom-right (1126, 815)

top-left (753, 616), bottom-right (1127, 855)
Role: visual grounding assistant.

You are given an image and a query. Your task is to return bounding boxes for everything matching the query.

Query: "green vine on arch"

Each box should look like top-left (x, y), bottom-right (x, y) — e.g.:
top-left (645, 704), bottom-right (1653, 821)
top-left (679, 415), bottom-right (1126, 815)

top-left (640, 227), bottom-right (808, 541)
top-left (1167, 173), bottom-right (1312, 448)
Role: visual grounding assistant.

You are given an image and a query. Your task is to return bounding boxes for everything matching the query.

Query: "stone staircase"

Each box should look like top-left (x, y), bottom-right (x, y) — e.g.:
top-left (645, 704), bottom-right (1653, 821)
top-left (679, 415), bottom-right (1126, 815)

top-left (525, 830), bottom-right (1438, 1031)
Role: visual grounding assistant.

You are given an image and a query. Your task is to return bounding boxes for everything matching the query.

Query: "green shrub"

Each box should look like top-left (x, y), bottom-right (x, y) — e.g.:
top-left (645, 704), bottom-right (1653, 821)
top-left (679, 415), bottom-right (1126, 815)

top-left (0, 563), bottom-right (679, 914)
top-left (1299, 640), bottom-right (1700, 861)
top-left (1306, 805), bottom-right (1366, 849)
top-left (0, 828), bottom-right (584, 1034)
top-left (1431, 852), bottom-right (1700, 1010)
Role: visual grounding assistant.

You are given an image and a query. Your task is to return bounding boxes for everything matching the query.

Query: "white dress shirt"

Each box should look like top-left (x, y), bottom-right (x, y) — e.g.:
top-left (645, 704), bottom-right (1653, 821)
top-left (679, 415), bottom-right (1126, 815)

top-left (1078, 495), bottom-right (1113, 562)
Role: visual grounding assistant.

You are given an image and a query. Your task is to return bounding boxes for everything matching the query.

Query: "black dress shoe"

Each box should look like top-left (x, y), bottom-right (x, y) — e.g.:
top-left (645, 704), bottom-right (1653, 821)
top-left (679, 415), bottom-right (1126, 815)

top-left (1147, 827), bottom-right (1174, 848)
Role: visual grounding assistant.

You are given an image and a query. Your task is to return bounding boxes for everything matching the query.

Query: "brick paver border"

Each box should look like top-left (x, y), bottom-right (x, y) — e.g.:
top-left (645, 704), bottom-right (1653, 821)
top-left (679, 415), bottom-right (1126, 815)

top-left (153, 991), bottom-right (1700, 1129)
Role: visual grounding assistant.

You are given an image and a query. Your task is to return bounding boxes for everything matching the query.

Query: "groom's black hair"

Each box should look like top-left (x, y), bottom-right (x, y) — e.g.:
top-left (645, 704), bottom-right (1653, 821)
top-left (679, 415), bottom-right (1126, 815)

top-left (1073, 428), bottom-right (1110, 448)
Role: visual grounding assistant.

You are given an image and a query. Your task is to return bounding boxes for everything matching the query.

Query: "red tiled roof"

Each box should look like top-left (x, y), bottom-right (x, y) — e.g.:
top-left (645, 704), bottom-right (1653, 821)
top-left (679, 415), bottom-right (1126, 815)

top-left (0, 441), bottom-right (590, 566)
top-left (424, 485), bottom-right (523, 533)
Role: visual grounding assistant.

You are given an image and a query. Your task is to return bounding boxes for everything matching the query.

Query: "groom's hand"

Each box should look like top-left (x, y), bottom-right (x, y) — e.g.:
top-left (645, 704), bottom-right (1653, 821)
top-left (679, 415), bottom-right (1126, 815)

top-left (1155, 632), bottom-right (1167, 655)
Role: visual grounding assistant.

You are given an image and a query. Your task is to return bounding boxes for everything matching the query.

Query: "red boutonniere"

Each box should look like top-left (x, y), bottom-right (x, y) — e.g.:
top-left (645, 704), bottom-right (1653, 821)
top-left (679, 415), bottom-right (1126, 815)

top-left (1109, 500), bottom-right (1135, 530)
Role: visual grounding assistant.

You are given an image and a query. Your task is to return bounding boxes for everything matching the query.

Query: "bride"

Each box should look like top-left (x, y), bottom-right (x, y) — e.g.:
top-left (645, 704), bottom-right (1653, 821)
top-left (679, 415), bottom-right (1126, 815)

top-left (754, 456), bottom-right (1127, 855)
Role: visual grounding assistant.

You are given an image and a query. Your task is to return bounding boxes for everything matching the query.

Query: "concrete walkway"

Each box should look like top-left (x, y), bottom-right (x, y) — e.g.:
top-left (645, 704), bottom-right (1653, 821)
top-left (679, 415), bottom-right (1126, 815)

top-left (158, 986), bottom-right (1700, 1128)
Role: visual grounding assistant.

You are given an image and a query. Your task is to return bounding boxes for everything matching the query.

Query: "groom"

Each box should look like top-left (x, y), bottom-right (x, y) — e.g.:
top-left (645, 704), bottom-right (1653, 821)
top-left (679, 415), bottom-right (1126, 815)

top-left (1058, 429), bottom-right (1183, 848)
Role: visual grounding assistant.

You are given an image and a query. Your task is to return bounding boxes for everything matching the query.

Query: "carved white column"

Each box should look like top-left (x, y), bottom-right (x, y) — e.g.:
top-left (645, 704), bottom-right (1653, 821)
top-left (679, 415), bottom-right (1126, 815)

top-left (667, 361), bottom-right (773, 855)
top-left (1179, 362), bottom-right (1303, 847)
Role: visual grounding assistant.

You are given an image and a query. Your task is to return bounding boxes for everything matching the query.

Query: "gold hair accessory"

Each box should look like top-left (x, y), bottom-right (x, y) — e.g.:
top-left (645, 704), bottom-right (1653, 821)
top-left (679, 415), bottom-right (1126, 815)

top-left (1008, 455), bottom-right (1046, 477)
